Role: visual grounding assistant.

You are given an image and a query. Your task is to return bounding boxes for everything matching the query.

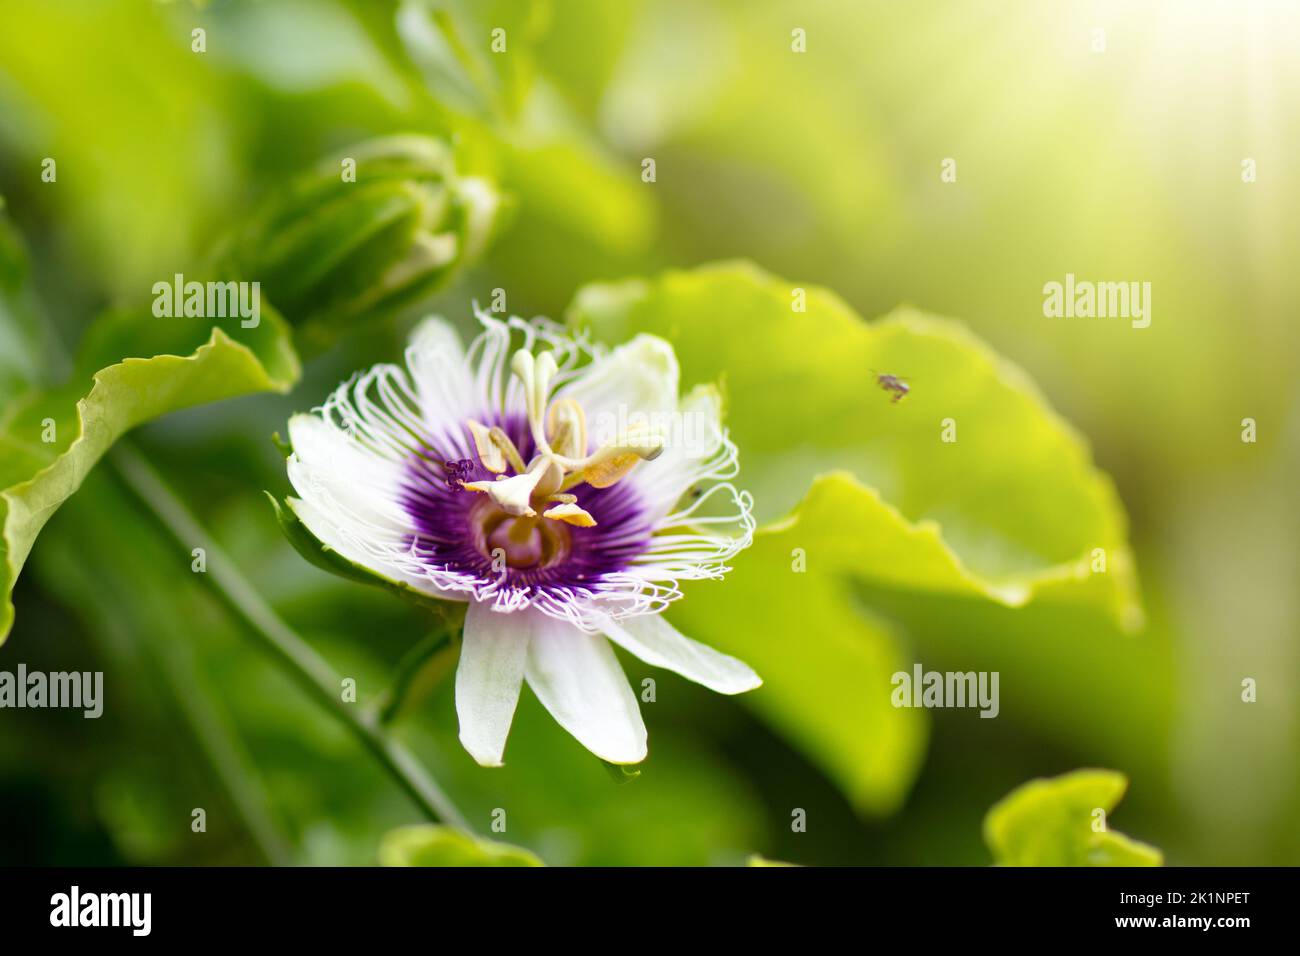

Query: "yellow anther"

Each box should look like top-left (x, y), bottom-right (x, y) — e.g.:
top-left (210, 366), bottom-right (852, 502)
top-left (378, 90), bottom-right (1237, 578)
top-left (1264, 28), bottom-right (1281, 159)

top-left (467, 420), bottom-right (505, 473)
top-left (581, 453), bottom-right (639, 489)
top-left (543, 502), bottom-right (597, 527)
top-left (488, 426), bottom-right (528, 473)
top-left (468, 420), bottom-right (527, 474)
top-left (569, 430), bottom-right (665, 487)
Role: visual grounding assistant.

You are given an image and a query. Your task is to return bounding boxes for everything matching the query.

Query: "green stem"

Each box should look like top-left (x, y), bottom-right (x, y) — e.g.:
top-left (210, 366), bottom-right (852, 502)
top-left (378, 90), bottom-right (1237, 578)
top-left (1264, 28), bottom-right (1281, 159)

top-left (373, 623), bottom-right (459, 725)
top-left (152, 632), bottom-right (295, 865)
top-left (109, 442), bottom-right (469, 832)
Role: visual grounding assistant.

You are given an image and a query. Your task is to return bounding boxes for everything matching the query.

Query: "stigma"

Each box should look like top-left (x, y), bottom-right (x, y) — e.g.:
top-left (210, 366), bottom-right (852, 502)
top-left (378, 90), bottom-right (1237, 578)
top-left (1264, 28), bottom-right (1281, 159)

top-left (460, 347), bottom-right (664, 534)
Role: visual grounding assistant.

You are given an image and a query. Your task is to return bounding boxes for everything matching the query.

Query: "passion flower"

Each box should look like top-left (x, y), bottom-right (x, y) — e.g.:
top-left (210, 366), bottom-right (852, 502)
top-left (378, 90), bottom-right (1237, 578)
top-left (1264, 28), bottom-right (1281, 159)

top-left (282, 312), bottom-right (759, 766)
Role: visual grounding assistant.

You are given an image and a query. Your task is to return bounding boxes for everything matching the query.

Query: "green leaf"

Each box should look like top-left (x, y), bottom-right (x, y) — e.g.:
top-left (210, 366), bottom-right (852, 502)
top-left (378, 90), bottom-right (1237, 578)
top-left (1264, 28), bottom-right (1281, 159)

top-left (663, 474), bottom-right (928, 815)
top-left (567, 262), bottom-right (1144, 813)
top-left (600, 759), bottom-right (642, 784)
top-left (216, 135), bottom-right (501, 351)
top-left (390, 2), bottom-right (657, 305)
top-left (395, 0), bottom-right (554, 122)
top-left (0, 3), bottom-right (237, 298)
top-left (0, 308), bottom-right (300, 644)
top-left (379, 824), bottom-right (543, 867)
top-left (568, 261), bottom-right (1140, 624)
top-left (984, 769), bottom-right (1163, 866)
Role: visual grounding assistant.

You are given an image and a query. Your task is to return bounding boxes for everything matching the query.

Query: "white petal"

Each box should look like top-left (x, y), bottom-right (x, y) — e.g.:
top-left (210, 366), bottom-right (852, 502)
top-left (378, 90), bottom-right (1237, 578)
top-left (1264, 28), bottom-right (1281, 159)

top-left (602, 614), bottom-right (761, 695)
top-left (629, 384), bottom-right (728, 520)
top-left (456, 603), bottom-right (532, 767)
top-left (557, 334), bottom-right (680, 452)
top-left (287, 413), bottom-right (408, 527)
top-left (286, 413), bottom-right (470, 601)
top-left (524, 616), bottom-right (647, 764)
top-left (406, 317), bottom-right (477, 436)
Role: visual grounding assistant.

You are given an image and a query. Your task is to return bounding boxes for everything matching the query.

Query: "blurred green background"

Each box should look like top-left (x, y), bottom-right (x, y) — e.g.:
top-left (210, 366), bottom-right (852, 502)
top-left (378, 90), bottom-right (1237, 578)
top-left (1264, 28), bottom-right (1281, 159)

top-left (1, 0), bottom-right (1296, 866)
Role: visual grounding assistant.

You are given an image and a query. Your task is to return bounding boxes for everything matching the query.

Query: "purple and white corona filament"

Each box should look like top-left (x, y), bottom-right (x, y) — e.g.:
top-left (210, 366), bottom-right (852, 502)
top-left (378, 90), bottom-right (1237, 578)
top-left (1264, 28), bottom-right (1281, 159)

top-left (283, 312), bottom-right (759, 766)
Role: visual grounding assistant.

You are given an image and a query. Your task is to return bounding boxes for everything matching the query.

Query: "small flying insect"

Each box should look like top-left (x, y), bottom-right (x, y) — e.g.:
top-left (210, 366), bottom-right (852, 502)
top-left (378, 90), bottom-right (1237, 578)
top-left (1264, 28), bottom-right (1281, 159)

top-left (872, 370), bottom-right (910, 404)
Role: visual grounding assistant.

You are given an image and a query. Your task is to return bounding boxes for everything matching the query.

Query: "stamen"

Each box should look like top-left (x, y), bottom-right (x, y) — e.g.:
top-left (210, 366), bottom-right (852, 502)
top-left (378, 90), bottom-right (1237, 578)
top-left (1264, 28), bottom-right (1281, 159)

top-left (467, 419), bottom-right (527, 474)
top-left (488, 425), bottom-right (528, 474)
top-left (467, 420), bottom-right (505, 473)
top-left (582, 452), bottom-right (641, 489)
top-left (566, 431), bottom-right (665, 488)
top-left (543, 502), bottom-right (597, 527)
top-left (551, 429), bottom-right (663, 472)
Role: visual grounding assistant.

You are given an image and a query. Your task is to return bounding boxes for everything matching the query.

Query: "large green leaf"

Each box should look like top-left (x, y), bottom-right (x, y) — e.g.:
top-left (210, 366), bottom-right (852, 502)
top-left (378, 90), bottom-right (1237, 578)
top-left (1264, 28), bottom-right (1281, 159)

top-left (0, 1), bottom-right (232, 298)
top-left (0, 308), bottom-right (300, 643)
top-left (568, 263), bottom-right (1142, 813)
top-left (984, 769), bottom-right (1162, 866)
top-left (568, 262), bottom-right (1138, 618)
top-left (3, 133), bottom-right (495, 646)
top-left (664, 474), bottom-right (927, 816)
top-left (379, 824), bottom-right (543, 866)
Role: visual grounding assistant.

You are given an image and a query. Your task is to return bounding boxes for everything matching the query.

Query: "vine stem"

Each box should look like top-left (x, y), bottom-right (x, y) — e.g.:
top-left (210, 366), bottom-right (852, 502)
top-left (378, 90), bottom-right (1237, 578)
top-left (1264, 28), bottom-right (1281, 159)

top-left (108, 441), bottom-right (469, 832)
top-left (151, 632), bottom-right (295, 866)
top-left (372, 625), bottom-right (458, 725)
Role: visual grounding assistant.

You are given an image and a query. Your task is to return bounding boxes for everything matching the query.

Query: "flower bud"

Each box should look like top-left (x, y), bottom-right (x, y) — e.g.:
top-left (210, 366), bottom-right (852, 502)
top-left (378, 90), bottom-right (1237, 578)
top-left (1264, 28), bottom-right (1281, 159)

top-left (216, 136), bottom-right (500, 349)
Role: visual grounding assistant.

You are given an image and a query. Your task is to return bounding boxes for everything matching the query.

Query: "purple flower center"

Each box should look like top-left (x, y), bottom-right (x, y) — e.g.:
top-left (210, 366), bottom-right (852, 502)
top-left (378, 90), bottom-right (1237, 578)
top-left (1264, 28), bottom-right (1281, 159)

top-left (398, 414), bottom-right (655, 596)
